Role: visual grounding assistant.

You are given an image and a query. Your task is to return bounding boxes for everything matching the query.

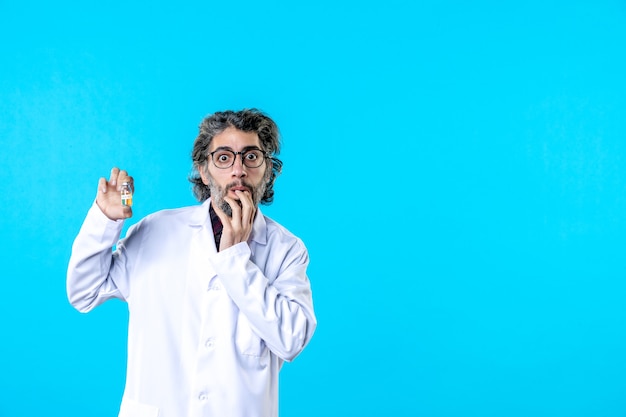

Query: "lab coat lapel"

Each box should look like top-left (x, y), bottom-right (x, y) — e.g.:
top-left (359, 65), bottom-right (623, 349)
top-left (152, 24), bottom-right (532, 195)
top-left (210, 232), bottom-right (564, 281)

top-left (187, 200), bottom-right (218, 289)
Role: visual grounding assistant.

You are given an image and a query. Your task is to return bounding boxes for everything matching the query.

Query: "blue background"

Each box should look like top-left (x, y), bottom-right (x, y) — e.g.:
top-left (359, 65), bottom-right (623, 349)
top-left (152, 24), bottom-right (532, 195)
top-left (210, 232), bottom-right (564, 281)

top-left (1, 1), bottom-right (626, 416)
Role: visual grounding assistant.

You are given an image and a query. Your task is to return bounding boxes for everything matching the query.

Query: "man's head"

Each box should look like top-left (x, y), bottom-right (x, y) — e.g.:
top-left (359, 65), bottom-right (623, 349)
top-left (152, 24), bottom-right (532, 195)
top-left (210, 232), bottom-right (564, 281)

top-left (190, 109), bottom-right (283, 215)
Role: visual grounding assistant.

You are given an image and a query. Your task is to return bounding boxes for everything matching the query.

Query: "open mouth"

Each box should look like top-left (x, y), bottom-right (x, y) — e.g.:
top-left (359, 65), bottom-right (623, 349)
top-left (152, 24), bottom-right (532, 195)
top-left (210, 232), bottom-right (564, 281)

top-left (228, 185), bottom-right (251, 197)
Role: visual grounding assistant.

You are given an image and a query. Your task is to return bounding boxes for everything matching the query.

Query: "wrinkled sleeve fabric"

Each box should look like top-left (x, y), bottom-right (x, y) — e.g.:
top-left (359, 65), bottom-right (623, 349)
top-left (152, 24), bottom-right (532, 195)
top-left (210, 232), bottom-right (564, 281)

top-left (66, 203), bottom-right (136, 312)
top-left (209, 240), bottom-right (317, 363)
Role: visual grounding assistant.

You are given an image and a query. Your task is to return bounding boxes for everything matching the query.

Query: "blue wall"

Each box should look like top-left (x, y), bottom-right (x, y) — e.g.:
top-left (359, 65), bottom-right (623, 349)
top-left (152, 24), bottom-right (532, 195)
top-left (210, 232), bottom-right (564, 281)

top-left (1, 1), bottom-right (625, 416)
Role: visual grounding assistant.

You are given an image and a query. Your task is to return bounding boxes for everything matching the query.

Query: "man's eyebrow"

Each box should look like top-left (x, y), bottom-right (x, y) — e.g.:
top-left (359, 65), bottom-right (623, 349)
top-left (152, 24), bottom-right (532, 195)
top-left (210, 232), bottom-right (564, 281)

top-left (242, 145), bottom-right (263, 152)
top-left (211, 145), bottom-right (263, 152)
top-left (211, 146), bottom-right (233, 152)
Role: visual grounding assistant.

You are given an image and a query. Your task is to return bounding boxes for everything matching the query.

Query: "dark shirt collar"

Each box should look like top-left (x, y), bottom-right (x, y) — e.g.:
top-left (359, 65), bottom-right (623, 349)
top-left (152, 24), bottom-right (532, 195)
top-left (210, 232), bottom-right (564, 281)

top-left (209, 202), bottom-right (223, 249)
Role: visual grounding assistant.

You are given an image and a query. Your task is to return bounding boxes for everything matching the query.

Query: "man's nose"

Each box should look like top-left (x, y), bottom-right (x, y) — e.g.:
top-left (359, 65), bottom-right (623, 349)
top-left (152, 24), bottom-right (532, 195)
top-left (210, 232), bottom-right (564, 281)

top-left (231, 154), bottom-right (247, 177)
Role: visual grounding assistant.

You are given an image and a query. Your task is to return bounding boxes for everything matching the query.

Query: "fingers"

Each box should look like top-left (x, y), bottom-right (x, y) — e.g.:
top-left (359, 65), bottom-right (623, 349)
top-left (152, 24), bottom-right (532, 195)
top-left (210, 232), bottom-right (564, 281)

top-left (98, 177), bottom-right (108, 194)
top-left (235, 190), bottom-right (254, 225)
top-left (121, 205), bottom-right (133, 219)
top-left (217, 192), bottom-right (254, 250)
top-left (109, 167), bottom-right (120, 188)
top-left (222, 196), bottom-right (240, 226)
top-left (108, 167), bottom-right (133, 191)
top-left (224, 192), bottom-right (254, 226)
top-left (96, 168), bottom-right (134, 221)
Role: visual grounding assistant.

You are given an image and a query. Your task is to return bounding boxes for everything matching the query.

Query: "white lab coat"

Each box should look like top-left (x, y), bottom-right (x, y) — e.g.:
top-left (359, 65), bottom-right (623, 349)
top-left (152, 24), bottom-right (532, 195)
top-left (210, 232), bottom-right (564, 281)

top-left (67, 199), bottom-right (316, 417)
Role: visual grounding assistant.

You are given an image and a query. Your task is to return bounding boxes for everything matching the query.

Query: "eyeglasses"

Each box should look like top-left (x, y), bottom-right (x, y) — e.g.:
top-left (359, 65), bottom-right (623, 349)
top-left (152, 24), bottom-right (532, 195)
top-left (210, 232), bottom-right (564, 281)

top-left (208, 148), bottom-right (268, 169)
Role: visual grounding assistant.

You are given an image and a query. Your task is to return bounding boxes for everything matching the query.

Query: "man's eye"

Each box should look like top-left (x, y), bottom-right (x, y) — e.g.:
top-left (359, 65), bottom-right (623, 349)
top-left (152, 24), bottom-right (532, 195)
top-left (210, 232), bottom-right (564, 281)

top-left (217, 153), bottom-right (231, 162)
top-left (245, 152), bottom-right (259, 161)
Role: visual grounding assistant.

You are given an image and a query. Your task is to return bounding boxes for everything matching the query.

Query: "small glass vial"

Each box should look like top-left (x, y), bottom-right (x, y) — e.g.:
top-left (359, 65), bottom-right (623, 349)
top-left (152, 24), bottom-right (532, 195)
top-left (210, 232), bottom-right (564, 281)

top-left (121, 182), bottom-right (133, 207)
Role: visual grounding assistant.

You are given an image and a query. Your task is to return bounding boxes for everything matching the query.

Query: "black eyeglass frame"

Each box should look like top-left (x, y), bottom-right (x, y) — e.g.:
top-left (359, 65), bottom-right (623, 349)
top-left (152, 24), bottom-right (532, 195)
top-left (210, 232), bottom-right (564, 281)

top-left (207, 147), bottom-right (270, 169)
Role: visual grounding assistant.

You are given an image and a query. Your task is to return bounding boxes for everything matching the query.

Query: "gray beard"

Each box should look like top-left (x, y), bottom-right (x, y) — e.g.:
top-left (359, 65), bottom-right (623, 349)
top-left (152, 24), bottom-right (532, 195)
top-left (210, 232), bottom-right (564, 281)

top-left (218, 198), bottom-right (235, 217)
top-left (208, 178), bottom-right (267, 218)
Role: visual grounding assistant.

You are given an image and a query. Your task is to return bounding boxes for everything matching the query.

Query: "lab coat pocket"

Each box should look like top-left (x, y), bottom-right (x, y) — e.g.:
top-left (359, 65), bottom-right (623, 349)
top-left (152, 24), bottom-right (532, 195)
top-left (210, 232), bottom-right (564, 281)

top-left (118, 398), bottom-right (159, 417)
top-left (235, 312), bottom-right (267, 358)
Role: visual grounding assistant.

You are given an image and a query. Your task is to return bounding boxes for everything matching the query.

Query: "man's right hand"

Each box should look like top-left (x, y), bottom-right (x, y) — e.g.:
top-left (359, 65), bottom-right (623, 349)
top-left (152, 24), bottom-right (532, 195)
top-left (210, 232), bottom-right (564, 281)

top-left (96, 167), bottom-right (134, 221)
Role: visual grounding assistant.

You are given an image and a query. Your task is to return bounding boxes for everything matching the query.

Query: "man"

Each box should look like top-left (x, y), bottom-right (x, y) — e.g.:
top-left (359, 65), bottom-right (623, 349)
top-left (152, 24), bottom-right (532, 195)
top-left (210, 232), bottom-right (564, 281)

top-left (67, 109), bottom-right (316, 417)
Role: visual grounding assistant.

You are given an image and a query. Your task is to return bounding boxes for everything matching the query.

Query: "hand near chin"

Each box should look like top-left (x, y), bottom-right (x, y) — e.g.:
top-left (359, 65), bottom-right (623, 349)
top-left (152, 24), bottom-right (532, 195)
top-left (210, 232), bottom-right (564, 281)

top-left (213, 190), bottom-right (255, 251)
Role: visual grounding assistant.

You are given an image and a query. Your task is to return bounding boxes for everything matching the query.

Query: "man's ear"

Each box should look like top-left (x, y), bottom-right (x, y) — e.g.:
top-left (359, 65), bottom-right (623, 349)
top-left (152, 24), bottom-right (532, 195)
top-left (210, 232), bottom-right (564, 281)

top-left (198, 164), bottom-right (210, 185)
top-left (265, 159), bottom-right (273, 183)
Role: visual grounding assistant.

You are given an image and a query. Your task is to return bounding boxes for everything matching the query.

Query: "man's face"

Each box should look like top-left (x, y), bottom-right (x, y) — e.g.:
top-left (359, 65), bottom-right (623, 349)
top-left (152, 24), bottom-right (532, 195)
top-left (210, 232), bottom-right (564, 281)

top-left (200, 126), bottom-right (271, 217)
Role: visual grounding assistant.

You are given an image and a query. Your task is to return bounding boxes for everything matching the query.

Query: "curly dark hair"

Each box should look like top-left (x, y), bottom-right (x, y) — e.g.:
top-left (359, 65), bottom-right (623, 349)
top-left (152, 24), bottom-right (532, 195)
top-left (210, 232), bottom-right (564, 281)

top-left (189, 108), bottom-right (283, 203)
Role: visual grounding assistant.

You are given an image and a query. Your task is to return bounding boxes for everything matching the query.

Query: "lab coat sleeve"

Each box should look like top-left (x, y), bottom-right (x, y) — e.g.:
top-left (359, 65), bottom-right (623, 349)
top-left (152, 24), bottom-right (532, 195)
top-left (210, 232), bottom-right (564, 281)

top-left (66, 203), bottom-right (132, 312)
top-left (211, 241), bottom-right (316, 362)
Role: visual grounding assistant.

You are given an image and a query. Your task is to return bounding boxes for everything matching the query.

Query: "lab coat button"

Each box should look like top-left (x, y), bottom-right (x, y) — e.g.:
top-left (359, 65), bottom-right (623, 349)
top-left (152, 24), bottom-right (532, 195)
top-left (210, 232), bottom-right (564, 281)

top-left (198, 392), bottom-right (208, 401)
top-left (205, 338), bottom-right (214, 348)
